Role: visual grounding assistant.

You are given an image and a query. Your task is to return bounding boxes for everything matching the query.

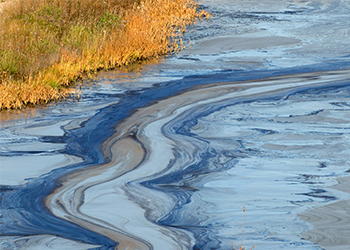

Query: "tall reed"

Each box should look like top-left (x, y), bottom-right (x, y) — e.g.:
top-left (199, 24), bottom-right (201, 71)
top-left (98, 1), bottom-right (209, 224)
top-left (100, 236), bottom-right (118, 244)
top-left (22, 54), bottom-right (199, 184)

top-left (0, 0), bottom-right (208, 109)
top-left (231, 206), bottom-right (255, 250)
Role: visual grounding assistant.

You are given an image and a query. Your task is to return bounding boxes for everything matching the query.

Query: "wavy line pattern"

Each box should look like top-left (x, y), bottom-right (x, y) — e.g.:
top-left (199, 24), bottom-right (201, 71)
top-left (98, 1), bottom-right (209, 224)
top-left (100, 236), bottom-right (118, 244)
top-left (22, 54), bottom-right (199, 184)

top-left (1, 69), bottom-right (350, 250)
top-left (4, 69), bottom-right (350, 249)
top-left (49, 69), bottom-right (350, 250)
top-left (300, 176), bottom-right (350, 250)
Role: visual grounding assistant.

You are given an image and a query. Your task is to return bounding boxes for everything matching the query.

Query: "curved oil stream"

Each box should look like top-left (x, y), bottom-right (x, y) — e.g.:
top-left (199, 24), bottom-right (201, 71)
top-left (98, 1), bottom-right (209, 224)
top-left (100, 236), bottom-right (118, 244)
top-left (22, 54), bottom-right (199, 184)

top-left (45, 69), bottom-right (350, 249)
top-left (2, 0), bottom-right (350, 249)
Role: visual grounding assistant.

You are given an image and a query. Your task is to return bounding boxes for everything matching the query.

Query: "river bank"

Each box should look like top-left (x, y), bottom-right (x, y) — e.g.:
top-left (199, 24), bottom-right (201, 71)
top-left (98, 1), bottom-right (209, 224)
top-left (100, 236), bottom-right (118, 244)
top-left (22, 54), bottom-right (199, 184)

top-left (1, 0), bottom-right (350, 249)
top-left (0, 0), bottom-right (207, 109)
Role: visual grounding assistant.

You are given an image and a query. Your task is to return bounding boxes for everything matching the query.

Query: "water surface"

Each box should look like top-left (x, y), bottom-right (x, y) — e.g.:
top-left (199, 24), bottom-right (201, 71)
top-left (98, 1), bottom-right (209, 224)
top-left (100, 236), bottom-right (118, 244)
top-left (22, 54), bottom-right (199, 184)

top-left (1, 0), bottom-right (350, 249)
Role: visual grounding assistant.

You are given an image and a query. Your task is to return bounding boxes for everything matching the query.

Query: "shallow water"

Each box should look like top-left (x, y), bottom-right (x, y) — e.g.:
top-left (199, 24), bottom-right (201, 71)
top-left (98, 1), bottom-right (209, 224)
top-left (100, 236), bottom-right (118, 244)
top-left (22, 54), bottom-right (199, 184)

top-left (1, 0), bottom-right (350, 250)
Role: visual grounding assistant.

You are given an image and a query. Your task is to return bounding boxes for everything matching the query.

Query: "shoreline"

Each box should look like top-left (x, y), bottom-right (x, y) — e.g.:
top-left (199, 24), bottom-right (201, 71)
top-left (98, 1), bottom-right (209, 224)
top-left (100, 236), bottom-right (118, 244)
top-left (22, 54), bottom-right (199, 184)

top-left (0, 0), bottom-right (208, 110)
top-left (1, 0), bottom-right (350, 248)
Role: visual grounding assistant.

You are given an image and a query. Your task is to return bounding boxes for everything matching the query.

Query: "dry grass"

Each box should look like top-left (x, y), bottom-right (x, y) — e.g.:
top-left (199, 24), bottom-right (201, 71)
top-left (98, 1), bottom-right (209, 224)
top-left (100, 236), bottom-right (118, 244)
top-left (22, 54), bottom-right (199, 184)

top-left (0, 0), bottom-right (209, 109)
top-left (230, 206), bottom-right (256, 250)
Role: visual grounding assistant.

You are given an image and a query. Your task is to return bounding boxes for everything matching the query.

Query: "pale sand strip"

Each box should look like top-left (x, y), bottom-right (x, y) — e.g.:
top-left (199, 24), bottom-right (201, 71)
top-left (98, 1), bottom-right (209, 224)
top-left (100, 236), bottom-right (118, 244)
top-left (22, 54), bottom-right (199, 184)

top-left (300, 176), bottom-right (350, 250)
top-left (46, 137), bottom-right (152, 249)
top-left (180, 31), bottom-right (301, 55)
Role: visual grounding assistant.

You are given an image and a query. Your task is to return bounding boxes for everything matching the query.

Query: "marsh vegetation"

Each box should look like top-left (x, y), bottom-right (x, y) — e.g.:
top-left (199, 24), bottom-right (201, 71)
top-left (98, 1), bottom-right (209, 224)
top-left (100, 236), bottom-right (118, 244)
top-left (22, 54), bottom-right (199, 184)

top-left (0, 0), bottom-right (208, 109)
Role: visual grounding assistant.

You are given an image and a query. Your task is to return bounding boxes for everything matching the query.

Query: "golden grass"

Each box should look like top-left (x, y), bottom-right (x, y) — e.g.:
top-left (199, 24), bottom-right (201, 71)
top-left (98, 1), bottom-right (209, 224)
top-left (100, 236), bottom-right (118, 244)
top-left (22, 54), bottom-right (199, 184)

top-left (0, 0), bottom-right (209, 109)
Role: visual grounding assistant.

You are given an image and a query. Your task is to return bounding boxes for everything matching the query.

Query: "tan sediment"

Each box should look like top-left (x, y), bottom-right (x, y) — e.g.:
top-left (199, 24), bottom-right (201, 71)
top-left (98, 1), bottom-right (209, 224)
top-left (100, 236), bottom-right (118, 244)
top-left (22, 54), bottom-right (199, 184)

top-left (299, 176), bottom-right (350, 250)
top-left (46, 137), bottom-right (151, 249)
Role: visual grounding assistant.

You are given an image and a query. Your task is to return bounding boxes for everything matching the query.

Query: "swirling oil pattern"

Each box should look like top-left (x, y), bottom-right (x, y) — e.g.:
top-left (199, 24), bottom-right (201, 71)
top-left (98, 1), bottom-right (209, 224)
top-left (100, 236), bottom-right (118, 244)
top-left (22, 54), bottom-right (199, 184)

top-left (1, 0), bottom-right (350, 249)
top-left (1, 66), bottom-right (350, 250)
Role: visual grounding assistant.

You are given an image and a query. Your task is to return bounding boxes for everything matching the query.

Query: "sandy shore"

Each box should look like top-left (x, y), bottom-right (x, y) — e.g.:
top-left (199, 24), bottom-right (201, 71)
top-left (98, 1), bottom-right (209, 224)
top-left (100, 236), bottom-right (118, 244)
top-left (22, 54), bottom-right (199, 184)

top-left (300, 176), bottom-right (350, 250)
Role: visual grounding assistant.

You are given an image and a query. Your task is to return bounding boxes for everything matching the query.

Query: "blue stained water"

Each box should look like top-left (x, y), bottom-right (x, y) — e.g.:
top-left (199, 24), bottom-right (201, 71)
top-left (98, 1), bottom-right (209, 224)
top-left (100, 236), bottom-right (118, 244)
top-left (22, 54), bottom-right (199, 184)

top-left (2, 63), bottom-right (350, 250)
top-left (1, 0), bottom-right (350, 249)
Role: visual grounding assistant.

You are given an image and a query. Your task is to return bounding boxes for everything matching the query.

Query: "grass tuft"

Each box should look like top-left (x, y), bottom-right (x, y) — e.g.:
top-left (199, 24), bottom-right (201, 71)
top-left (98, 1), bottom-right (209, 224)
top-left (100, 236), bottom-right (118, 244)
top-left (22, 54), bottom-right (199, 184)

top-left (0, 0), bottom-right (209, 109)
top-left (230, 206), bottom-right (256, 250)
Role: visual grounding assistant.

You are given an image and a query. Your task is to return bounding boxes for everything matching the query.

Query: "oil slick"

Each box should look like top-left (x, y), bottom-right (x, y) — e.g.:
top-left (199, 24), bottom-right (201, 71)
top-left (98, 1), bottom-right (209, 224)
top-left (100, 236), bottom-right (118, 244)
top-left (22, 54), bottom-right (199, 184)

top-left (1, 0), bottom-right (350, 249)
top-left (1, 68), bottom-right (350, 250)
